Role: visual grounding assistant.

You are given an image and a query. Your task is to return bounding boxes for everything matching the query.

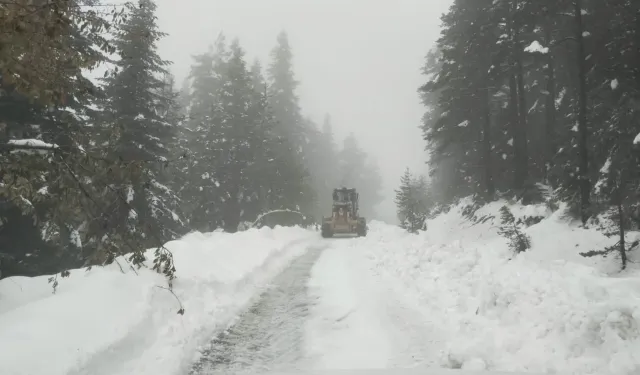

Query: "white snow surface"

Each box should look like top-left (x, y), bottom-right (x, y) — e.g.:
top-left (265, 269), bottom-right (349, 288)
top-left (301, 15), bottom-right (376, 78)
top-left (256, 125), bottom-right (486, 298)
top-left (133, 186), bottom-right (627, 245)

top-left (3, 199), bottom-right (640, 375)
top-left (357, 200), bottom-right (640, 374)
top-left (7, 138), bottom-right (58, 148)
top-left (6, 138), bottom-right (58, 154)
top-left (524, 41), bottom-right (549, 54)
top-left (0, 226), bottom-right (316, 375)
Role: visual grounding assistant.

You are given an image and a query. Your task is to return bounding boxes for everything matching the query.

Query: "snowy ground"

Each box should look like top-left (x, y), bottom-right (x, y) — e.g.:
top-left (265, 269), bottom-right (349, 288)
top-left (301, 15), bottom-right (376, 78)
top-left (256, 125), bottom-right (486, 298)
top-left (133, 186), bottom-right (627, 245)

top-left (2, 200), bottom-right (640, 375)
top-left (361, 201), bottom-right (640, 374)
top-left (0, 227), bottom-right (316, 375)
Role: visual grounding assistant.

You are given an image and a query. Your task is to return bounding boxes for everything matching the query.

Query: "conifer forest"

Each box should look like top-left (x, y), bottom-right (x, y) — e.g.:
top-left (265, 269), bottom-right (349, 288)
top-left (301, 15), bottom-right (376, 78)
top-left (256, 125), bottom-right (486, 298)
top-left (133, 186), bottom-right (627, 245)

top-left (3, 0), bottom-right (640, 279)
top-left (0, 0), bottom-right (383, 279)
top-left (395, 0), bottom-right (640, 248)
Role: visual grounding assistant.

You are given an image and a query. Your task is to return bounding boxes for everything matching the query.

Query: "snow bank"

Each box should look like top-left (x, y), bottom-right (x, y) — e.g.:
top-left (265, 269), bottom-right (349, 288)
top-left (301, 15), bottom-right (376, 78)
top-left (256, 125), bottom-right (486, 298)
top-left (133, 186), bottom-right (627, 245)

top-left (0, 226), bottom-right (315, 375)
top-left (361, 200), bottom-right (640, 375)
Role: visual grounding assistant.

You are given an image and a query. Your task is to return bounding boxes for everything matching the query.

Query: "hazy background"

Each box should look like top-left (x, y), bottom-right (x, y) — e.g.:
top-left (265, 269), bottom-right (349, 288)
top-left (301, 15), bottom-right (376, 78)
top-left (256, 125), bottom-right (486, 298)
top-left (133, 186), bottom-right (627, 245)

top-left (155, 0), bottom-right (452, 223)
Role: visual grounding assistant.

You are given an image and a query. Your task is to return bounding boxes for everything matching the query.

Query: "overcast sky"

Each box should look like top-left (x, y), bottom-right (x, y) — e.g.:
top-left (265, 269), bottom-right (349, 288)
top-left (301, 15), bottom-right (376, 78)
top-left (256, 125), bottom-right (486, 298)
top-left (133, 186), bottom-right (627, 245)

top-left (155, 0), bottom-right (452, 223)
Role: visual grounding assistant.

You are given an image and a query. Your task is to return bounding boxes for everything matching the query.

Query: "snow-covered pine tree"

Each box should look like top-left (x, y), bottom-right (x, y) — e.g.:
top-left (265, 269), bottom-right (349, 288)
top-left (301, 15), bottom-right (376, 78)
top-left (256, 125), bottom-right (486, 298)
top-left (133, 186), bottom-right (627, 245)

top-left (246, 58), bottom-right (297, 218)
top-left (267, 31), bottom-right (304, 147)
top-left (0, 0), bottom-right (118, 278)
top-left (245, 59), bottom-right (275, 218)
top-left (0, 0), bottom-right (117, 105)
top-left (96, 0), bottom-right (181, 276)
top-left (178, 33), bottom-right (239, 232)
top-left (414, 174), bottom-right (432, 222)
top-left (498, 206), bottom-right (531, 254)
top-left (210, 39), bottom-right (262, 232)
top-left (0, 83), bottom-right (76, 277)
top-left (181, 45), bottom-right (218, 231)
top-left (394, 168), bottom-right (429, 233)
top-left (155, 72), bottom-right (188, 237)
top-left (266, 31), bottom-right (315, 216)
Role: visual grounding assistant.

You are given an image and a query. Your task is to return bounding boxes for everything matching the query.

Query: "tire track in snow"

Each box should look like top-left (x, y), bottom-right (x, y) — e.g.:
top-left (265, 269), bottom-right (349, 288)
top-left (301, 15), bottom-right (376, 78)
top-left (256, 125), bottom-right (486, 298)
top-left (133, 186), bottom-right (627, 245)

top-left (189, 244), bottom-right (326, 375)
top-left (67, 237), bottom-right (317, 375)
top-left (306, 243), bottom-right (446, 370)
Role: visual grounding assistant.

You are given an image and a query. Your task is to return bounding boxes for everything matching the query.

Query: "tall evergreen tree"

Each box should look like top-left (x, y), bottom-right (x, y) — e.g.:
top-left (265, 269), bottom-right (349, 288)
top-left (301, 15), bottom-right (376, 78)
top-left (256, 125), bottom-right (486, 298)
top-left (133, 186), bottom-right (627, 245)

top-left (247, 60), bottom-right (311, 219)
top-left (307, 114), bottom-right (339, 218)
top-left (179, 36), bottom-right (227, 232)
top-left (419, 0), bottom-right (640, 267)
top-left (394, 168), bottom-right (430, 233)
top-left (97, 0), bottom-right (183, 257)
top-left (267, 31), bottom-right (304, 144)
top-left (209, 39), bottom-right (264, 232)
top-left (0, 0), bottom-right (122, 277)
top-left (266, 30), bottom-right (315, 216)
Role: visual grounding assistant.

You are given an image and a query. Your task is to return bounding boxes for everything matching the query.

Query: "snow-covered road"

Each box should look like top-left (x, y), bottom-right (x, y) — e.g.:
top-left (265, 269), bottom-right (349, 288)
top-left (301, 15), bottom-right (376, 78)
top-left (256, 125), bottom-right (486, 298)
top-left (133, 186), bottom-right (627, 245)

top-left (4, 201), bottom-right (640, 375)
top-left (307, 240), bottom-right (445, 371)
top-left (188, 237), bottom-right (445, 374)
top-left (190, 245), bottom-right (324, 374)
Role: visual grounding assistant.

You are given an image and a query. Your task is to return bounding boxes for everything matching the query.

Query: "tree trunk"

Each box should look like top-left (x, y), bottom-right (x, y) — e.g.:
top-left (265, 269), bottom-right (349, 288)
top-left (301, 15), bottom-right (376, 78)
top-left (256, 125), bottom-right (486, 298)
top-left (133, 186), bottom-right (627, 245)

top-left (515, 52), bottom-right (529, 191)
top-left (617, 193), bottom-right (627, 270)
top-left (543, 20), bottom-right (557, 184)
top-left (222, 196), bottom-right (241, 233)
top-left (481, 86), bottom-right (494, 200)
top-left (635, 9), bottom-right (640, 88)
top-left (509, 11), bottom-right (529, 193)
top-left (575, 0), bottom-right (590, 224)
top-left (509, 74), bottom-right (525, 190)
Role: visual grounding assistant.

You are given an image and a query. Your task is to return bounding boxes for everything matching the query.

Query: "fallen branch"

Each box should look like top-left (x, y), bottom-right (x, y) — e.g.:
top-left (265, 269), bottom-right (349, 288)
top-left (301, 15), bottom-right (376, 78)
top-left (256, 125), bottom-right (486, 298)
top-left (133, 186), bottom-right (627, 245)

top-left (154, 285), bottom-right (185, 315)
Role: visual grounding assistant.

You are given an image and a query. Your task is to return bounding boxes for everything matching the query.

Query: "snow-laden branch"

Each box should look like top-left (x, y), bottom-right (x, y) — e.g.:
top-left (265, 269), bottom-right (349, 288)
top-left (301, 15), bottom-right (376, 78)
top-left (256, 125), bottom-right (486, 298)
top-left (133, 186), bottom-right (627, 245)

top-left (524, 41), bottom-right (549, 54)
top-left (1, 139), bottom-right (59, 154)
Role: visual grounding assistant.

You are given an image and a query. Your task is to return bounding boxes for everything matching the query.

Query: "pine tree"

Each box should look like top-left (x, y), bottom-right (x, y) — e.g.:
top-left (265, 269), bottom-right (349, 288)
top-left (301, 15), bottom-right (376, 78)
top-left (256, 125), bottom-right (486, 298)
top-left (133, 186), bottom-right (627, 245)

top-left (246, 58), bottom-right (309, 220)
top-left (394, 168), bottom-right (429, 233)
top-left (210, 39), bottom-right (262, 232)
top-left (306, 114), bottom-right (339, 219)
top-left (419, 0), bottom-right (640, 265)
top-left (95, 0), bottom-right (181, 271)
top-left (0, 83), bottom-right (78, 277)
top-left (267, 31), bottom-right (304, 144)
top-left (0, 0), bottom-right (121, 277)
top-left (0, 0), bottom-right (117, 105)
top-left (266, 30), bottom-right (315, 215)
top-left (181, 42), bottom-right (220, 232)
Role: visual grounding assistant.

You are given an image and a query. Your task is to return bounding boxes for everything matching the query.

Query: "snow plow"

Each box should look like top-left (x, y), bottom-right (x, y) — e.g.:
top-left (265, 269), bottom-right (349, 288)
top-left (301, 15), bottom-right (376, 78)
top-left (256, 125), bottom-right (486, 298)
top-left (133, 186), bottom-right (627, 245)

top-left (321, 187), bottom-right (367, 238)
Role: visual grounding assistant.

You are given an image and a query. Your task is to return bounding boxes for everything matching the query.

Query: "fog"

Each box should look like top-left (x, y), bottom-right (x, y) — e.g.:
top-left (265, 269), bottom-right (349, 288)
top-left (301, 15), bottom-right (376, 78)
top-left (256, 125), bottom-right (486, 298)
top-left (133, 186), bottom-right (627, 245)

top-left (155, 0), bottom-right (452, 223)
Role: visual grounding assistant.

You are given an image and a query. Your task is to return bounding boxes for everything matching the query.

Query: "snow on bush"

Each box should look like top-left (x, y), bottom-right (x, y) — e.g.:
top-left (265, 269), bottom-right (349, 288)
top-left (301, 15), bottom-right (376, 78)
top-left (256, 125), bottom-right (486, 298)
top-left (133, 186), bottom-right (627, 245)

top-left (0, 225), bottom-right (315, 375)
top-left (362, 199), bottom-right (640, 375)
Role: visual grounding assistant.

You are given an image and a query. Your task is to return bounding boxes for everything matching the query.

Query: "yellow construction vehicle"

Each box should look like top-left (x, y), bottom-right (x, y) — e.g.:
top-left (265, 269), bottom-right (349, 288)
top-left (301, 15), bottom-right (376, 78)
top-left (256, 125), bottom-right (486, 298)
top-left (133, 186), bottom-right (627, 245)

top-left (321, 187), bottom-right (367, 238)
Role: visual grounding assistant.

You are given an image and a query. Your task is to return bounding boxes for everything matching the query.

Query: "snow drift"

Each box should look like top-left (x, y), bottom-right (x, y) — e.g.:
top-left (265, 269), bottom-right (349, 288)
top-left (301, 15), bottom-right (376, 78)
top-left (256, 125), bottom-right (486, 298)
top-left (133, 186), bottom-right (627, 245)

top-left (360, 200), bottom-right (640, 375)
top-left (0, 226), bottom-right (315, 375)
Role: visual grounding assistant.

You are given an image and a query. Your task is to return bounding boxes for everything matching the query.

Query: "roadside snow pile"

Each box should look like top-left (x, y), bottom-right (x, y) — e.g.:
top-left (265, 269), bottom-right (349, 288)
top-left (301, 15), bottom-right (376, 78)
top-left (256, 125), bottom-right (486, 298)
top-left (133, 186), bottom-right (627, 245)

top-left (363, 200), bottom-right (640, 375)
top-left (0, 226), bottom-right (314, 375)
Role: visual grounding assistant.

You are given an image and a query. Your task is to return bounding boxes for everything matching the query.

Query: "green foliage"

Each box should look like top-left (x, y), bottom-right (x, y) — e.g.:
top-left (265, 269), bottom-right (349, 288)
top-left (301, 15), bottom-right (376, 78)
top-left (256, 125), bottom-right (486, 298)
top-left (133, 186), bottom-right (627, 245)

top-left (498, 206), bottom-right (531, 254)
top-left (394, 168), bottom-right (432, 233)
